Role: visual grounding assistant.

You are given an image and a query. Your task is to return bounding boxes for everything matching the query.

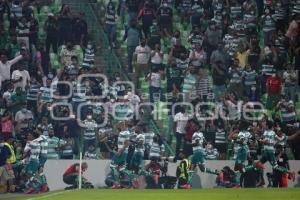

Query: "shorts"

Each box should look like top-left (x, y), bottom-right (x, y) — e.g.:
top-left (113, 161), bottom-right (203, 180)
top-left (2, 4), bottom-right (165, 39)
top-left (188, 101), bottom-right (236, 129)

top-left (25, 159), bottom-right (40, 175)
top-left (260, 149), bottom-right (276, 166)
top-left (191, 150), bottom-right (205, 165)
top-left (215, 143), bottom-right (227, 154)
top-left (112, 151), bottom-right (128, 166)
top-left (235, 146), bottom-right (249, 165)
top-left (0, 165), bottom-right (15, 184)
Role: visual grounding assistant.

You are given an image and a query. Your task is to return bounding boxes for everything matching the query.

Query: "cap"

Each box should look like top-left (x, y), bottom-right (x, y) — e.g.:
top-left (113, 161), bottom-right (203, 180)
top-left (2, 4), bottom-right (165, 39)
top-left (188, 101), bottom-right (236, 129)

top-left (48, 13), bottom-right (54, 17)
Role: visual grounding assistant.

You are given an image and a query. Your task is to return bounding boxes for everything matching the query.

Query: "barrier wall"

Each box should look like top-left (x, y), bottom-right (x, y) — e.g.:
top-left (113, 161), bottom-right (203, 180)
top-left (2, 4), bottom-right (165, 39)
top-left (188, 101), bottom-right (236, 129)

top-left (44, 160), bottom-right (300, 191)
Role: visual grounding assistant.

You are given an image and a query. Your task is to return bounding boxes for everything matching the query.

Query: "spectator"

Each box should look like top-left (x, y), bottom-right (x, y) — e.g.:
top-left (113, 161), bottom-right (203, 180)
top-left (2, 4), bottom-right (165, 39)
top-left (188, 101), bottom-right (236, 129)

top-left (146, 66), bottom-right (164, 103)
top-left (0, 51), bottom-right (23, 91)
top-left (157, 1), bottom-right (173, 37)
top-left (11, 62), bottom-right (30, 91)
top-left (138, 1), bottom-right (156, 39)
top-left (105, 0), bottom-right (118, 48)
top-left (134, 38), bottom-right (151, 88)
top-left (123, 19), bottom-right (141, 73)
top-left (174, 107), bottom-right (189, 158)
top-left (44, 13), bottom-right (58, 54)
top-left (266, 72), bottom-right (282, 110)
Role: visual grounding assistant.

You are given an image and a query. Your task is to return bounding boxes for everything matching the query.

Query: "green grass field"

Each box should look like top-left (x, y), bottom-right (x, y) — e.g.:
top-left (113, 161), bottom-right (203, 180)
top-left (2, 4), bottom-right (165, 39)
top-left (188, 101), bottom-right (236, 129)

top-left (2, 188), bottom-right (300, 200)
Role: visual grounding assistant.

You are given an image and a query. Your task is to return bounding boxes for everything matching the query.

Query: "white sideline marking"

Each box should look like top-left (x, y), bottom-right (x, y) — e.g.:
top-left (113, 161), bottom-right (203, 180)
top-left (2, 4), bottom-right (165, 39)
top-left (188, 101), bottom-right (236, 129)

top-left (26, 190), bottom-right (73, 200)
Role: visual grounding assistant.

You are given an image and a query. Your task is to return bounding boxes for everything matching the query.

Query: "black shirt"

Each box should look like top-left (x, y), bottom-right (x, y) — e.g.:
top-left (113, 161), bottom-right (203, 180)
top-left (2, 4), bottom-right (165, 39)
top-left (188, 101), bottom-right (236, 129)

top-left (0, 144), bottom-right (11, 166)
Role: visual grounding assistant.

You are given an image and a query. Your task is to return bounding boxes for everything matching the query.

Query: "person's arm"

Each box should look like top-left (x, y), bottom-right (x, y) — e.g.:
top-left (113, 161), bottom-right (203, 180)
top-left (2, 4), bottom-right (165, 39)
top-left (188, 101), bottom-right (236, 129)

top-left (8, 54), bottom-right (23, 66)
top-left (287, 130), bottom-right (300, 141)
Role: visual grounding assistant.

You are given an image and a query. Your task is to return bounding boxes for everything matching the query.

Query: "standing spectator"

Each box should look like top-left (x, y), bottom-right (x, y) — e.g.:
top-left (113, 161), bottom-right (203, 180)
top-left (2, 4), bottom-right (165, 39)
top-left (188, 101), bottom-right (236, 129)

top-left (150, 43), bottom-right (163, 69)
top-left (11, 62), bottom-right (30, 92)
top-left (0, 52), bottom-right (23, 91)
top-left (16, 17), bottom-right (30, 49)
top-left (146, 66), bottom-right (164, 102)
top-left (157, 1), bottom-right (173, 37)
top-left (272, 144), bottom-right (290, 188)
top-left (283, 64), bottom-right (298, 102)
top-left (266, 72), bottom-right (282, 110)
top-left (44, 13), bottom-right (58, 54)
top-left (72, 12), bottom-right (88, 46)
top-left (105, 0), bottom-right (118, 48)
top-left (59, 41), bottom-right (77, 67)
top-left (0, 137), bottom-right (14, 193)
top-left (133, 39), bottom-right (151, 88)
top-left (14, 103), bottom-right (33, 139)
top-left (205, 142), bottom-right (219, 160)
top-left (47, 126), bottom-right (63, 160)
top-left (58, 5), bottom-right (73, 46)
top-left (123, 19), bottom-right (141, 73)
top-left (126, 0), bottom-right (140, 25)
top-left (174, 107), bottom-right (189, 158)
top-left (211, 60), bottom-right (227, 101)
top-left (26, 75), bottom-right (40, 113)
top-left (81, 111), bottom-right (98, 153)
top-left (205, 21), bottom-right (222, 62)
top-left (138, 1), bottom-right (156, 39)
top-left (1, 110), bottom-right (13, 140)
top-left (261, 8), bottom-right (276, 46)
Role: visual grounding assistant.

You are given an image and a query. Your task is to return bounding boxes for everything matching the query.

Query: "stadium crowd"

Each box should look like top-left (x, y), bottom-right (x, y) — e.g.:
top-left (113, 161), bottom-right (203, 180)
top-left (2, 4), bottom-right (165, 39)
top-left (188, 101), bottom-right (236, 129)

top-left (0, 0), bottom-right (300, 193)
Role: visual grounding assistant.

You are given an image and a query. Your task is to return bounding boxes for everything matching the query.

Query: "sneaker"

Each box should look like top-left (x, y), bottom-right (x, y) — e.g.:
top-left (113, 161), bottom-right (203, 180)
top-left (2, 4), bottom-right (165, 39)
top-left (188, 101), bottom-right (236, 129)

top-left (180, 184), bottom-right (191, 189)
top-left (289, 171), bottom-right (296, 182)
top-left (218, 171), bottom-right (224, 183)
top-left (111, 183), bottom-right (121, 189)
top-left (25, 187), bottom-right (36, 194)
top-left (255, 161), bottom-right (265, 170)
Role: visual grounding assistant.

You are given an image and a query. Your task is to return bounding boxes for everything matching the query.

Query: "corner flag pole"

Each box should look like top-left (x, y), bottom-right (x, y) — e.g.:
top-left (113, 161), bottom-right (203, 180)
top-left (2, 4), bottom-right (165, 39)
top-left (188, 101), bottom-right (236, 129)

top-left (79, 151), bottom-right (82, 190)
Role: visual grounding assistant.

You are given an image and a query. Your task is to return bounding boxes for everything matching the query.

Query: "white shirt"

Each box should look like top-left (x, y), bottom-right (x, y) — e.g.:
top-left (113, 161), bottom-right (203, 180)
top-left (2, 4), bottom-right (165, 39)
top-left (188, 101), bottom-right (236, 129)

top-left (12, 69), bottom-right (30, 91)
top-left (189, 50), bottom-right (206, 67)
top-left (151, 50), bottom-right (163, 64)
top-left (174, 112), bottom-right (189, 134)
top-left (148, 72), bottom-right (161, 88)
top-left (135, 45), bottom-right (151, 64)
top-left (0, 55), bottom-right (23, 82)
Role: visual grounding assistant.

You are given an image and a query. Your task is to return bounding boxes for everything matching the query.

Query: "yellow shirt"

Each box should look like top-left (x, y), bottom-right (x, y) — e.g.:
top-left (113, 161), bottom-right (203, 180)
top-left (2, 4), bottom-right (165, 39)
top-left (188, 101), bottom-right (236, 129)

top-left (236, 50), bottom-right (250, 69)
top-left (4, 143), bottom-right (16, 164)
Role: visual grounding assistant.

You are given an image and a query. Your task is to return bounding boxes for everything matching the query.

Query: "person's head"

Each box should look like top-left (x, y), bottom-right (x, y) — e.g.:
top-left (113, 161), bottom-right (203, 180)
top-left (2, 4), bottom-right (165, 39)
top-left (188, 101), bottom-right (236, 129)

top-left (178, 151), bottom-right (186, 160)
top-left (86, 111), bottom-right (93, 121)
top-left (140, 39), bottom-right (146, 47)
top-left (209, 21), bottom-right (216, 30)
top-left (239, 120), bottom-right (249, 131)
top-left (82, 162), bottom-right (88, 172)
top-left (66, 42), bottom-right (74, 50)
top-left (48, 126), bottom-right (55, 137)
top-left (88, 144), bottom-right (95, 152)
top-left (0, 51), bottom-right (8, 63)
top-left (21, 103), bottom-right (28, 112)
top-left (206, 142), bottom-right (213, 150)
top-left (245, 64), bottom-right (252, 71)
top-left (71, 56), bottom-right (78, 65)
top-left (266, 120), bottom-right (273, 130)
top-left (275, 144), bottom-right (283, 154)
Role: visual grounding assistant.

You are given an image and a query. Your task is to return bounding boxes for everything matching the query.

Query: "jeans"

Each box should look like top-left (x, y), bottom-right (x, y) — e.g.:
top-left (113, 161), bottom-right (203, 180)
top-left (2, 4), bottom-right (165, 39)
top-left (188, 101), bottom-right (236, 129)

top-left (149, 86), bottom-right (163, 103)
top-left (213, 84), bottom-right (226, 100)
top-left (284, 85), bottom-right (296, 102)
top-left (105, 24), bottom-right (116, 46)
top-left (127, 46), bottom-right (136, 73)
top-left (127, 12), bottom-right (137, 26)
top-left (176, 132), bottom-right (184, 159)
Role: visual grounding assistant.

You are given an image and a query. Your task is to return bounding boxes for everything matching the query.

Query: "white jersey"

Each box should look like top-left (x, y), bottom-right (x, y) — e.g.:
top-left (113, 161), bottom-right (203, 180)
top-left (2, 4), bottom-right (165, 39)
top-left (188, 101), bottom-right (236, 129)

top-left (237, 131), bottom-right (252, 147)
top-left (263, 130), bottom-right (276, 150)
top-left (192, 132), bottom-right (205, 152)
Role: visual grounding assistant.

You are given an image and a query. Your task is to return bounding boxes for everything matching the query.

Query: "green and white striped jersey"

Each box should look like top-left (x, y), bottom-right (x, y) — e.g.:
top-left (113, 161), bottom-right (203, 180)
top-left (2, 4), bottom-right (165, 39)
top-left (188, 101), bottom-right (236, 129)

top-left (263, 130), bottom-right (276, 150)
top-left (192, 131), bottom-right (205, 152)
top-left (118, 130), bottom-right (131, 151)
top-left (83, 119), bottom-right (98, 140)
top-left (47, 136), bottom-right (63, 159)
top-left (39, 86), bottom-right (54, 103)
top-left (237, 131), bottom-right (252, 147)
top-left (135, 134), bottom-right (145, 154)
top-left (24, 141), bottom-right (41, 161)
top-left (34, 135), bottom-right (48, 158)
top-left (149, 142), bottom-right (165, 158)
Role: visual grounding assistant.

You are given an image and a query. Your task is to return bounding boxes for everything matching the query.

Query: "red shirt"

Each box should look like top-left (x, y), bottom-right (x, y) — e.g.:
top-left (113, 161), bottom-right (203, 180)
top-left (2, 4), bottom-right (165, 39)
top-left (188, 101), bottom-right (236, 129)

top-left (63, 163), bottom-right (79, 177)
top-left (266, 76), bottom-right (282, 95)
top-left (185, 121), bottom-right (196, 141)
